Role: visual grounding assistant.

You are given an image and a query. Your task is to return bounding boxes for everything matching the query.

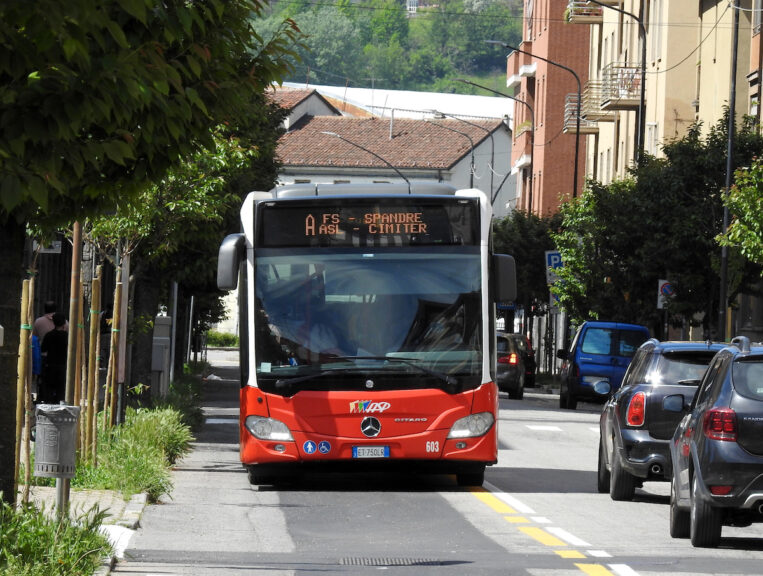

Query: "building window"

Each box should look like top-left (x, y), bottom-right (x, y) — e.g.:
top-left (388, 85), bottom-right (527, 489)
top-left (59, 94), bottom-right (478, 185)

top-left (646, 122), bottom-right (658, 156)
top-left (755, 0), bottom-right (762, 35)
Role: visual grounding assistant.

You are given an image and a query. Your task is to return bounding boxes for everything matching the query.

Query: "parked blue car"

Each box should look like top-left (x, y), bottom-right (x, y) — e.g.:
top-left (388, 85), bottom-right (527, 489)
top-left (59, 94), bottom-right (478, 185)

top-left (557, 321), bottom-right (650, 410)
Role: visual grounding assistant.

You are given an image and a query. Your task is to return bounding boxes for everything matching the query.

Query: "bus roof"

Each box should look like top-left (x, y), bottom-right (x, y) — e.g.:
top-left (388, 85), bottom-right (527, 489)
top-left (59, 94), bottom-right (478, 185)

top-left (271, 182), bottom-right (458, 198)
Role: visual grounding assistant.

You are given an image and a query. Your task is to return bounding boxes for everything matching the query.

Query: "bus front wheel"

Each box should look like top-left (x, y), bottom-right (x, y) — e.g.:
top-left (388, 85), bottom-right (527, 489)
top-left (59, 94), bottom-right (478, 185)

top-left (456, 466), bottom-right (485, 487)
top-left (247, 465), bottom-right (277, 486)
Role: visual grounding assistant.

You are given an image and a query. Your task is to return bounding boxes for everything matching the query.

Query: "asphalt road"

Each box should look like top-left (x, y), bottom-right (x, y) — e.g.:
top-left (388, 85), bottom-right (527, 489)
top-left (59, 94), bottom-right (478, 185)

top-left (112, 352), bottom-right (763, 575)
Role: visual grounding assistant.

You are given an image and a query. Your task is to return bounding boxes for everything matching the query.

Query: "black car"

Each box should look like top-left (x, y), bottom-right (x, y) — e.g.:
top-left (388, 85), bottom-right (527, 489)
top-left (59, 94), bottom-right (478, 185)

top-left (496, 332), bottom-right (525, 399)
top-left (598, 339), bottom-right (725, 501)
top-left (668, 336), bottom-right (763, 547)
top-left (506, 333), bottom-right (536, 387)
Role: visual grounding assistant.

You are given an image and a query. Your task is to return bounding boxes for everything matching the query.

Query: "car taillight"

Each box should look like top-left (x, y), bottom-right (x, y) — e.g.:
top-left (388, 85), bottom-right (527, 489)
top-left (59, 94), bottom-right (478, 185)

top-left (498, 353), bottom-right (518, 365)
top-left (626, 392), bottom-right (646, 426)
top-left (709, 485), bottom-right (733, 495)
top-left (703, 408), bottom-right (737, 441)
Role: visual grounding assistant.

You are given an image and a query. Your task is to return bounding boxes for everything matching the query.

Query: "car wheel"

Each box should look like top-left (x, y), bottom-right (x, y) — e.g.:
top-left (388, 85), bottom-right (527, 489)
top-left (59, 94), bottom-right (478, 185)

top-left (669, 476), bottom-right (690, 538)
top-left (609, 447), bottom-right (636, 501)
top-left (597, 439), bottom-right (611, 493)
top-left (690, 476), bottom-right (722, 547)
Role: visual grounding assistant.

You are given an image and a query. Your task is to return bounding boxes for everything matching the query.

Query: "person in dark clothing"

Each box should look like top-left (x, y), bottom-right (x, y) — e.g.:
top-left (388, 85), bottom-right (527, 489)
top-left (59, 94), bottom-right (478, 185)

top-left (40, 312), bottom-right (68, 404)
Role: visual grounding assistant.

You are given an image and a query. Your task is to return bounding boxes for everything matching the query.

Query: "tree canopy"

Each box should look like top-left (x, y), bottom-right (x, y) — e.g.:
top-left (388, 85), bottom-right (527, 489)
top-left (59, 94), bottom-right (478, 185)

top-left (551, 114), bottom-right (763, 334)
top-left (0, 0), bottom-right (298, 505)
top-left (721, 158), bottom-right (763, 268)
top-left (255, 0), bottom-right (522, 90)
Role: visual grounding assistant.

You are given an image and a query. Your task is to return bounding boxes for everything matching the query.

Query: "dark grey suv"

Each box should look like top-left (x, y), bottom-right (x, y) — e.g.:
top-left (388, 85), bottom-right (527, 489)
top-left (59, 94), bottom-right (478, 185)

top-left (598, 339), bottom-right (724, 501)
top-left (668, 336), bottom-right (763, 547)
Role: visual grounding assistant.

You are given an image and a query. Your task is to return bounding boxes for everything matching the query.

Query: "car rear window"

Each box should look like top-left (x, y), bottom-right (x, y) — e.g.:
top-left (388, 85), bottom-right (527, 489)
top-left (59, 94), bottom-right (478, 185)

top-left (651, 352), bottom-right (716, 385)
top-left (581, 328), bottom-right (612, 355)
top-left (497, 337), bottom-right (509, 354)
top-left (732, 358), bottom-right (763, 401)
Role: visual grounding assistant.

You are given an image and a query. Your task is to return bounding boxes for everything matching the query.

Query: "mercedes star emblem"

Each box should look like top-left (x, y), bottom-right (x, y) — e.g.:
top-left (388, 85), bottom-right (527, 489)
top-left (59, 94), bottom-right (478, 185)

top-left (360, 416), bottom-right (381, 438)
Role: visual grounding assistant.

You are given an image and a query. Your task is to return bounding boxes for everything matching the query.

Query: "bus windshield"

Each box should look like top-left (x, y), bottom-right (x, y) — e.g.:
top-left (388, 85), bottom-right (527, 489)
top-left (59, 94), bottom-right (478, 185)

top-left (254, 247), bottom-right (482, 395)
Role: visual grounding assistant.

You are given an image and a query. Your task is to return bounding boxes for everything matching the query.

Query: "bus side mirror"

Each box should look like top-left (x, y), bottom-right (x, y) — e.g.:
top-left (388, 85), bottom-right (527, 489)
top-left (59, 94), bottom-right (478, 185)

top-left (217, 233), bottom-right (246, 290)
top-left (493, 254), bottom-right (517, 304)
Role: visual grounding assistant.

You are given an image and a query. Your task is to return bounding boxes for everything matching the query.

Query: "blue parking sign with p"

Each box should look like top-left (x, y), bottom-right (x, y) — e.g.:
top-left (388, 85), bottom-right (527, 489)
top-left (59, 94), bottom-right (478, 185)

top-left (545, 251), bottom-right (562, 284)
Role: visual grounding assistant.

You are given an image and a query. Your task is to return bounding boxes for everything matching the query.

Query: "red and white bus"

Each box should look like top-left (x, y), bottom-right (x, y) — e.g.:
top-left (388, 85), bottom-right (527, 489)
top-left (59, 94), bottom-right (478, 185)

top-left (217, 183), bottom-right (515, 486)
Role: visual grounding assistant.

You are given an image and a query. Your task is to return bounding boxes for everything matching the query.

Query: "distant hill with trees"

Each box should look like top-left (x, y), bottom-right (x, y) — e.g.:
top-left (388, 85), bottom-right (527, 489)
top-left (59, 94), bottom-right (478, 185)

top-left (256, 0), bottom-right (523, 92)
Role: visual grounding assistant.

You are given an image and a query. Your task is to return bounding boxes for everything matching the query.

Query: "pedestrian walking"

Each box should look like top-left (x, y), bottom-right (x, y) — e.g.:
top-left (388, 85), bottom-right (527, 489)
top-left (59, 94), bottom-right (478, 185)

top-left (40, 312), bottom-right (68, 404)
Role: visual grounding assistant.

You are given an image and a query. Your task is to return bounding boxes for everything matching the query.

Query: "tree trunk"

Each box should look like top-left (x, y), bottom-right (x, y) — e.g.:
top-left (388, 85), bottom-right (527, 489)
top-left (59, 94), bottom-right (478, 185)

top-left (0, 221), bottom-right (26, 505)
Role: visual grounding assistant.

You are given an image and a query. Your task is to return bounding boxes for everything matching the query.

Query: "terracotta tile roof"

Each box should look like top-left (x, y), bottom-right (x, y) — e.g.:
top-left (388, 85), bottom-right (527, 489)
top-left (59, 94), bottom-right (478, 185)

top-left (278, 116), bottom-right (505, 170)
top-left (267, 86), bottom-right (342, 116)
top-left (267, 86), bottom-right (315, 109)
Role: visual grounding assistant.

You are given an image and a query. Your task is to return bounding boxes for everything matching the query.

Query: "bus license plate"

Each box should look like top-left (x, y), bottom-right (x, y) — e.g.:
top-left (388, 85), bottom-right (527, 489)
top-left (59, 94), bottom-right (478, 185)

top-left (353, 446), bottom-right (389, 459)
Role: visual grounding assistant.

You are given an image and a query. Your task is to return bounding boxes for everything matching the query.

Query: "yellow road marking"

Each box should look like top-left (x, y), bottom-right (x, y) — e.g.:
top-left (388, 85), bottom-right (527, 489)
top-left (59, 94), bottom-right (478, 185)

top-left (575, 563), bottom-right (614, 575)
top-left (471, 490), bottom-right (518, 514)
top-left (556, 550), bottom-right (586, 559)
top-left (519, 526), bottom-right (567, 547)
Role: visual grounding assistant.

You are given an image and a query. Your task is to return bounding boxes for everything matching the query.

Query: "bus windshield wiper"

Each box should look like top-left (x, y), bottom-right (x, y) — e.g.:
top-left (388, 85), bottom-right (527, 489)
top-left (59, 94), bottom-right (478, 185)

top-left (342, 355), bottom-right (459, 391)
top-left (273, 356), bottom-right (459, 394)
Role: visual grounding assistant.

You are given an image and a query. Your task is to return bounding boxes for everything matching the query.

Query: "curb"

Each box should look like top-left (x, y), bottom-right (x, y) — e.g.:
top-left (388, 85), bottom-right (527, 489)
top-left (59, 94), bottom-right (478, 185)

top-left (96, 493), bottom-right (148, 576)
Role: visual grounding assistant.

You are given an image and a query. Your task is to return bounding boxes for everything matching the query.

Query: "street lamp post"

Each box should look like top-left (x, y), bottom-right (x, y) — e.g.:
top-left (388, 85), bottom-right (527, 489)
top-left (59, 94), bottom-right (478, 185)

top-left (426, 120), bottom-right (475, 187)
top-left (454, 79), bottom-right (535, 211)
top-left (321, 131), bottom-right (411, 193)
top-left (587, 0), bottom-right (646, 164)
top-left (430, 110), bottom-right (494, 197)
top-left (488, 40), bottom-right (581, 199)
top-left (719, 0), bottom-right (740, 340)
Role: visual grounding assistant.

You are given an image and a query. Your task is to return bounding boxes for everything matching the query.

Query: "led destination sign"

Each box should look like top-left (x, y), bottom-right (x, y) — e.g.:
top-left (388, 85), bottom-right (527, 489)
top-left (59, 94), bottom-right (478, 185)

top-left (306, 211), bottom-right (427, 235)
top-left (259, 199), bottom-right (477, 247)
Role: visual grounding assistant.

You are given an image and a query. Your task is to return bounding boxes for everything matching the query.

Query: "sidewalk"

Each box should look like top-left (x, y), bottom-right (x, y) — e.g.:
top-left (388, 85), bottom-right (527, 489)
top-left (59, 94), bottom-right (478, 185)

top-left (15, 347), bottom-right (238, 575)
top-left (16, 485), bottom-right (147, 574)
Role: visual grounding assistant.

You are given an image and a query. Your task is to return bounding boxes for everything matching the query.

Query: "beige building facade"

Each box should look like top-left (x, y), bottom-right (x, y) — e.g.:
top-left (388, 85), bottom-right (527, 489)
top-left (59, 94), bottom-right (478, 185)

top-left (565, 0), bottom-right (754, 184)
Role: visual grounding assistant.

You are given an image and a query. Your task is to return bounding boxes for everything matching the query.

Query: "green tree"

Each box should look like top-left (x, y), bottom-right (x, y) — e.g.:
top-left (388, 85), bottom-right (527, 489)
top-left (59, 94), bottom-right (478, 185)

top-left (0, 0), bottom-right (298, 505)
top-left (492, 210), bottom-right (562, 330)
top-left (720, 158), bottom-right (763, 267)
top-left (368, 0), bottom-right (409, 46)
top-left (551, 114), bottom-right (763, 333)
top-left (289, 7), bottom-right (363, 86)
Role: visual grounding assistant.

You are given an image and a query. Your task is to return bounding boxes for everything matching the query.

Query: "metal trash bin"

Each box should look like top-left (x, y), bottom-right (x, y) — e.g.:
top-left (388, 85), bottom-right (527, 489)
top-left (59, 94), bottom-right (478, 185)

top-left (34, 404), bottom-right (80, 479)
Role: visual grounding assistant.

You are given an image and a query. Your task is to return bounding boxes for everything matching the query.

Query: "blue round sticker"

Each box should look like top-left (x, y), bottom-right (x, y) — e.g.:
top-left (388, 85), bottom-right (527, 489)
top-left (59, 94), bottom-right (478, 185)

top-left (318, 441), bottom-right (331, 454)
top-left (303, 441), bottom-right (317, 454)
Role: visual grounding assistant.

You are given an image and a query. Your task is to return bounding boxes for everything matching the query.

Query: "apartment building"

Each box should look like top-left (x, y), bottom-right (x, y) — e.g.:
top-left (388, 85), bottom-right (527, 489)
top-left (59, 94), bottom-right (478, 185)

top-left (568, 0), bottom-right (754, 184)
top-left (505, 0), bottom-right (590, 215)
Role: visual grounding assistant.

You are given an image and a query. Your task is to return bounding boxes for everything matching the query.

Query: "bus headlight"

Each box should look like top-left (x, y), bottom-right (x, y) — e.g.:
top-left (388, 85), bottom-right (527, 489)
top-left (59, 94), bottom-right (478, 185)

top-left (244, 416), bottom-right (294, 441)
top-left (447, 412), bottom-right (494, 439)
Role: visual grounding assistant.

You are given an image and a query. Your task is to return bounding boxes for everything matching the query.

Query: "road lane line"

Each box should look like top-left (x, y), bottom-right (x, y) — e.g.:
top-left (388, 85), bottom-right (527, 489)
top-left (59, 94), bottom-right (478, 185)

top-left (503, 515), bottom-right (530, 523)
top-left (546, 526), bottom-right (591, 547)
top-left (518, 526), bottom-right (567, 547)
top-left (609, 564), bottom-right (640, 576)
top-left (587, 550), bottom-right (612, 558)
top-left (575, 563), bottom-right (615, 575)
top-left (483, 482), bottom-right (535, 513)
top-left (556, 550), bottom-right (586, 559)
top-left (471, 490), bottom-right (517, 514)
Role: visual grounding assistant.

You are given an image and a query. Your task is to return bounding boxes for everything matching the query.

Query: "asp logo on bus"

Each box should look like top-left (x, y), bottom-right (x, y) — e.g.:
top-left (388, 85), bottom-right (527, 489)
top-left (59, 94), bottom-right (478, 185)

top-left (349, 400), bottom-right (391, 414)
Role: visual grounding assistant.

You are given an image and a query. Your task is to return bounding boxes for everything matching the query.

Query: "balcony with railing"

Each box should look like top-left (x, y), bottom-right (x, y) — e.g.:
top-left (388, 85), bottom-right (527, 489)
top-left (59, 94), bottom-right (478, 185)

top-left (565, 1), bottom-right (603, 24)
top-left (600, 62), bottom-right (642, 110)
top-left (563, 94), bottom-right (599, 134)
top-left (582, 80), bottom-right (616, 122)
